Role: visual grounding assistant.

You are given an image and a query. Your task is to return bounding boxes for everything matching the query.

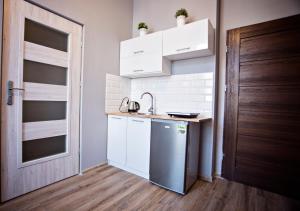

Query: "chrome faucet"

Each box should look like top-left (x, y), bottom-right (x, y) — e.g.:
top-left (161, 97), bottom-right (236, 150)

top-left (140, 92), bottom-right (154, 115)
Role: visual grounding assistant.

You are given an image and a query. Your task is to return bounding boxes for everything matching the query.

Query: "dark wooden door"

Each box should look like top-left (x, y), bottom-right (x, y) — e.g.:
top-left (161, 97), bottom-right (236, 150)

top-left (222, 14), bottom-right (300, 199)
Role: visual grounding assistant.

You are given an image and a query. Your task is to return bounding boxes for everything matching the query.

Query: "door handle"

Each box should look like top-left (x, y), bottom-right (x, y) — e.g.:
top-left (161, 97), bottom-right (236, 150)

top-left (7, 80), bottom-right (24, 105)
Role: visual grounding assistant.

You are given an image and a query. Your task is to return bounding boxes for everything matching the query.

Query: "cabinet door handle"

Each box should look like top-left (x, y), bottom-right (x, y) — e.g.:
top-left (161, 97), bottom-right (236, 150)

top-left (132, 119), bottom-right (144, 123)
top-left (133, 50), bottom-right (144, 54)
top-left (133, 69), bottom-right (144, 72)
top-left (176, 47), bottom-right (191, 52)
top-left (111, 117), bottom-right (122, 120)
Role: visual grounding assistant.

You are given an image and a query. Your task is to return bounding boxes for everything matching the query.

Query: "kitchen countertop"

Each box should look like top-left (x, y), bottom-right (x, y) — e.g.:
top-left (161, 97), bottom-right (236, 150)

top-left (106, 112), bottom-right (212, 123)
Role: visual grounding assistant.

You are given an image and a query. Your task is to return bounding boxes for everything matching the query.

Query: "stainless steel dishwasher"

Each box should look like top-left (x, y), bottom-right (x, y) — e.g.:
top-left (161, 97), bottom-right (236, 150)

top-left (149, 119), bottom-right (200, 194)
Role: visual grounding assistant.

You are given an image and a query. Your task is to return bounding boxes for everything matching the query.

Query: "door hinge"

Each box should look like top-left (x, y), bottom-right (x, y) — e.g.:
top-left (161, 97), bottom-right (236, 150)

top-left (225, 85), bottom-right (233, 96)
top-left (226, 46), bottom-right (229, 53)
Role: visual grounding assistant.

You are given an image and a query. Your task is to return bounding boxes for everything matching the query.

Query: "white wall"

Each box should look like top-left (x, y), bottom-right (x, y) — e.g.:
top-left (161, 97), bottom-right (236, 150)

top-left (216, 0), bottom-right (300, 175)
top-left (133, 0), bottom-right (217, 75)
top-left (30, 0), bottom-right (134, 171)
top-left (132, 0), bottom-right (216, 36)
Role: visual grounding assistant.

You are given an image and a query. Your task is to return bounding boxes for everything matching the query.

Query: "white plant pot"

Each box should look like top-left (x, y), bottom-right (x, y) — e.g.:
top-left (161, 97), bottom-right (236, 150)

top-left (176, 15), bottom-right (186, 27)
top-left (139, 28), bottom-right (148, 36)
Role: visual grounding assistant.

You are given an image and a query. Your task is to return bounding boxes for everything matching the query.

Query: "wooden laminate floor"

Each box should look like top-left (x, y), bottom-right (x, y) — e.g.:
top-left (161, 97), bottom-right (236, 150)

top-left (0, 165), bottom-right (299, 211)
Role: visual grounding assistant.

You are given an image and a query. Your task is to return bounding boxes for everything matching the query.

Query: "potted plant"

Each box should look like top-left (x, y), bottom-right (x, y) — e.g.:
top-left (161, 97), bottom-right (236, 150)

top-left (175, 8), bottom-right (188, 26)
top-left (138, 22), bottom-right (148, 36)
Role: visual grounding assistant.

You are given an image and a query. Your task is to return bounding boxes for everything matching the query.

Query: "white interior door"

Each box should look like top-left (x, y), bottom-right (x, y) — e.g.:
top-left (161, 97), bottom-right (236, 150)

top-left (1, 0), bottom-right (82, 201)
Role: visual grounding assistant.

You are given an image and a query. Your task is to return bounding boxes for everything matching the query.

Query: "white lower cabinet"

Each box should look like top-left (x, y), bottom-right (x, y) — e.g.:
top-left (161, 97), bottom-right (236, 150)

top-left (107, 115), bottom-right (151, 179)
top-left (126, 117), bottom-right (151, 178)
top-left (107, 115), bottom-right (127, 166)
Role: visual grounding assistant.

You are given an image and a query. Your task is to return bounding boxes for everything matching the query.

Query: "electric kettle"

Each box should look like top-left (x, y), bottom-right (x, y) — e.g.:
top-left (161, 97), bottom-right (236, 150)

top-left (128, 101), bottom-right (140, 112)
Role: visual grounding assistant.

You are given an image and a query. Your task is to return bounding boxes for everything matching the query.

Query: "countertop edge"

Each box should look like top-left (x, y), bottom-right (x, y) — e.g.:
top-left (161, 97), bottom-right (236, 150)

top-left (106, 112), bottom-right (212, 123)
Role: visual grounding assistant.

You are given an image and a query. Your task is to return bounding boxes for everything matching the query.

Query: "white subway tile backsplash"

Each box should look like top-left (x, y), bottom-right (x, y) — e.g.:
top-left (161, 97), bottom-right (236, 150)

top-left (105, 73), bottom-right (213, 117)
top-left (131, 73), bottom-right (213, 117)
top-left (205, 79), bottom-right (213, 87)
top-left (205, 95), bottom-right (213, 102)
top-left (105, 74), bottom-right (131, 113)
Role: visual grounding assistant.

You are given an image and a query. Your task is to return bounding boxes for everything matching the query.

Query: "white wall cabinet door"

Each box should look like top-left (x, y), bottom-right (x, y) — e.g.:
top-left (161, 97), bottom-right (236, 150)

top-left (126, 117), bottom-right (151, 176)
top-left (120, 32), bottom-right (171, 78)
top-left (120, 54), bottom-right (168, 78)
top-left (107, 116), bottom-right (127, 165)
top-left (163, 19), bottom-right (214, 60)
top-left (120, 32), bottom-right (162, 58)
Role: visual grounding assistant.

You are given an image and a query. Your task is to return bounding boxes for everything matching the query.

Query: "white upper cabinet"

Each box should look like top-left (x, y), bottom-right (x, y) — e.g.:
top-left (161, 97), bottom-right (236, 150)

top-left (163, 19), bottom-right (214, 60)
top-left (120, 32), bottom-right (171, 78)
top-left (119, 18), bottom-right (214, 78)
top-left (120, 32), bottom-right (161, 58)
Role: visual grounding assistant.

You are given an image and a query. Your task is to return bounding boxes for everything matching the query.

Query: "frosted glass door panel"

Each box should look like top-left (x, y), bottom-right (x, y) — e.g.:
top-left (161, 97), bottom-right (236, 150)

top-left (23, 60), bottom-right (67, 85)
top-left (22, 101), bottom-right (66, 122)
top-left (24, 19), bottom-right (68, 52)
top-left (22, 17), bottom-right (69, 165)
top-left (22, 135), bottom-right (66, 162)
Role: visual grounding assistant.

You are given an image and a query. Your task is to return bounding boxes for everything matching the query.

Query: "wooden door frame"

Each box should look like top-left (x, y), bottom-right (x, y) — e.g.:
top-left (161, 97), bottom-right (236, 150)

top-left (222, 28), bottom-right (240, 180)
top-left (0, 0), bottom-right (85, 200)
top-left (222, 14), bottom-right (300, 180)
top-left (0, 0), bottom-right (3, 203)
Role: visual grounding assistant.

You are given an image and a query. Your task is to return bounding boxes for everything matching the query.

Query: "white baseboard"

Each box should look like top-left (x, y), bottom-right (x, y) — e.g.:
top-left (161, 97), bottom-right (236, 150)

top-left (108, 160), bottom-right (149, 180)
top-left (80, 161), bottom-right (108, 175)
top-left (199, 175), bottom-right (213, 182)
top-left (214, 175), bottom-right (225, 180)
